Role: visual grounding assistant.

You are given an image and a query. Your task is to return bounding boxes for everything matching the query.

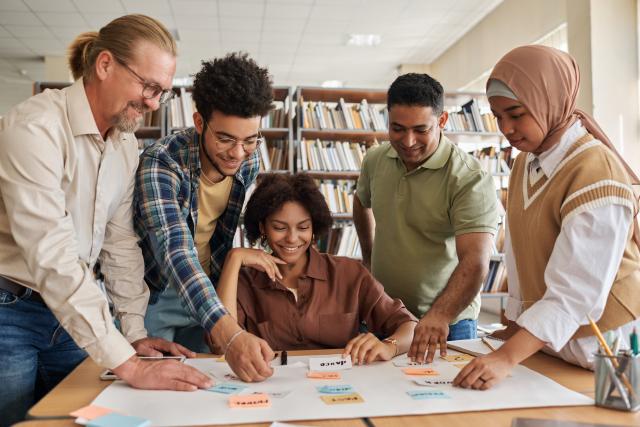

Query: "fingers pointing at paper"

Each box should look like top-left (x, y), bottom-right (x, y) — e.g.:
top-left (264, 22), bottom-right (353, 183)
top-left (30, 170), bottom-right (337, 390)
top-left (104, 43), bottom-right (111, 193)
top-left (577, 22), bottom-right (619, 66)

top-left (113, 356), bottom-right (213, 391)
top-left (408, 311), bottom-right (449, 364)
top-left (452, 351), bottom-right (514, 390)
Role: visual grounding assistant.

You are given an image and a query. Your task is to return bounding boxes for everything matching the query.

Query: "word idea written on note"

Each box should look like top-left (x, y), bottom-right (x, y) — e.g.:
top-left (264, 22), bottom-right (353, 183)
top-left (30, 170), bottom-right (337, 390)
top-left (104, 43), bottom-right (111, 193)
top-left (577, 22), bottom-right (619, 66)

top-left (309, 355), bottom-right (352, 371)
top-left (317, 384), bottom-right (355, 394)
top-left (229, 393), bottom-right (272, 409)
top-left (307, 371), bottom-right (342, 380)
top-left (407, 390), bottom-right (451, 400)
top-left (402, 367), bottom-right (439, 376)
top-left (392, 359), bottom-right (425, 367)
top-left (441, 354), bottom-right (475, 362)
top-left (320, 393), bottom-right (365, 405)
top-left (412, 378), bottom-right (453, 386)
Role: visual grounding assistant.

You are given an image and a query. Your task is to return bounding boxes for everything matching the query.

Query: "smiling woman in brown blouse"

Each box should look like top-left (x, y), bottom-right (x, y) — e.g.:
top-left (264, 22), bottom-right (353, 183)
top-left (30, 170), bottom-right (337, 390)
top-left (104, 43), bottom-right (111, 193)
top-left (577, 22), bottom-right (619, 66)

top-left (216, 173), bottom-right (417, 364)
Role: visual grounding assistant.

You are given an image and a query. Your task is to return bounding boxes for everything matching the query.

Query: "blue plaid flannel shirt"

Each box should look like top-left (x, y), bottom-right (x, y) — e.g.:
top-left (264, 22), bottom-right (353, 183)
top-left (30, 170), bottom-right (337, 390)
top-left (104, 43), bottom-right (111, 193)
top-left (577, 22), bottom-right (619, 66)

top-left (134, 127), bottom-right (259, 331)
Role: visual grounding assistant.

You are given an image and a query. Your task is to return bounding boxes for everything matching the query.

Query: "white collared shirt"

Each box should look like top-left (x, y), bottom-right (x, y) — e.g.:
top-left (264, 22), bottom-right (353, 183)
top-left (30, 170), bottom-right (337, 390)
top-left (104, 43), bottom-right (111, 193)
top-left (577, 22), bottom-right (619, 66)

top-left (504, 120), bottom-right (637, 368)
top-left (0, 78), bottom-right (147, 369)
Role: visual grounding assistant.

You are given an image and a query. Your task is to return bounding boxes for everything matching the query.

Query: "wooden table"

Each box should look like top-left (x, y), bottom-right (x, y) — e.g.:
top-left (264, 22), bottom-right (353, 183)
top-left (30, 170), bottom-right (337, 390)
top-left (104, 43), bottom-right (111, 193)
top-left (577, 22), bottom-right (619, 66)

top-left (25, 351), bottom-right (640, 427)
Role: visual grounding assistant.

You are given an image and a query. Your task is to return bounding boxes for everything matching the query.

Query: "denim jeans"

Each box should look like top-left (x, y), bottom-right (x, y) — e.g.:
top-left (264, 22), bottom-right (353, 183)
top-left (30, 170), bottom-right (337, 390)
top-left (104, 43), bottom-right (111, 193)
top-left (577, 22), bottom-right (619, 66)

top-left (447, 318), bottom-right (478, 341)
top-left (0, 288), bottom-right (87, 427)
top-left (145, 285), bottom-right (209, 353)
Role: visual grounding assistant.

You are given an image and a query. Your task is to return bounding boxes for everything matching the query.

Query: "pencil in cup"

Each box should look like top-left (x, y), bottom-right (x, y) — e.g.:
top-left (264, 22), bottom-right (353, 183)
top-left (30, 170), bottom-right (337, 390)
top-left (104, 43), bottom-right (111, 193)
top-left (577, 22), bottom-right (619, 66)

top-left (594, 353), bottom-right (639, 411)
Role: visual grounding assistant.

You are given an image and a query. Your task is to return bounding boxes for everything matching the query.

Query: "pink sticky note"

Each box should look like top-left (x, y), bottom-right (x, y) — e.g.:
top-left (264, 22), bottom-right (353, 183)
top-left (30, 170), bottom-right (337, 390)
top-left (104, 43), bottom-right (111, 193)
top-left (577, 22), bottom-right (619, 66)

top-left (402, 367), bottom-right (439, 376)
top-left (228, 393), bottom-right (271, 408)
top-left (70, 405), bottom-right (114, 420)
top-left (307, 371), bottom-right (341, 379)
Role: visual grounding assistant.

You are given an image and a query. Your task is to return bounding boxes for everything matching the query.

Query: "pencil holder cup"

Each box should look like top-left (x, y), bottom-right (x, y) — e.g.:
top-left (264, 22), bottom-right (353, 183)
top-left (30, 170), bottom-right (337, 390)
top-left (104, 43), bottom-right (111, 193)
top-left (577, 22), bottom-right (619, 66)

top-left (594, 353), bottom-right (640, 411)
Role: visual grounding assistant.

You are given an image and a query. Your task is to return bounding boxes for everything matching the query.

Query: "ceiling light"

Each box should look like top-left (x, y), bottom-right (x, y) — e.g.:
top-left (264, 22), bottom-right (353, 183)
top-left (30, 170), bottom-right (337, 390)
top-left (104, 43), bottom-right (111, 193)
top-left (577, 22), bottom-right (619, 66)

top-left (321, 80), bottom-right (344, 88)
top-left (347, 34), bottom-right (381, 47)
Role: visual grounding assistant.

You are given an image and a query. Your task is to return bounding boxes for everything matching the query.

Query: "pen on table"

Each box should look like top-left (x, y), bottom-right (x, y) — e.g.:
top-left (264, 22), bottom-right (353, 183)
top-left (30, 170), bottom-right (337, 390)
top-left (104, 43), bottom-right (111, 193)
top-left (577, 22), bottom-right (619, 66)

top-left (481, 337), bottom-right (497, 352)
top-left (280, 350), bottom-right (287, 366)
top-left (587, 316), bottom-right (636, 399)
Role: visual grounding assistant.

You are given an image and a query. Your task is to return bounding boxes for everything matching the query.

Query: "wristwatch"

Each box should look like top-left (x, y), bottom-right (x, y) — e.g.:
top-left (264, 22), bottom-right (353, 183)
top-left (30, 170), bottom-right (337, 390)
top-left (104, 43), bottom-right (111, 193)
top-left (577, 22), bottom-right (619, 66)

top-left (382, 337), bottom-right (398, 357)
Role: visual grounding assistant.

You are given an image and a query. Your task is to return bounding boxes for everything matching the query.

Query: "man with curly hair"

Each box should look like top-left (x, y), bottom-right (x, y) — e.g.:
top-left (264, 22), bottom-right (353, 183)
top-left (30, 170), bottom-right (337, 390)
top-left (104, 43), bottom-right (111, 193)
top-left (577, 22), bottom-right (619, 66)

top-left (134, 52), bottom-right (275, 382)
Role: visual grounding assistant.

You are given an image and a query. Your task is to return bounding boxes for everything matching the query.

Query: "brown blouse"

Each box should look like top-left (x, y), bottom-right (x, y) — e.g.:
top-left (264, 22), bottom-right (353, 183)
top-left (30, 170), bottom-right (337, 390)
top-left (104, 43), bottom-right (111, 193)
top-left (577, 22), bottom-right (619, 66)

top-left (236, 247), bottom-right (417, 350)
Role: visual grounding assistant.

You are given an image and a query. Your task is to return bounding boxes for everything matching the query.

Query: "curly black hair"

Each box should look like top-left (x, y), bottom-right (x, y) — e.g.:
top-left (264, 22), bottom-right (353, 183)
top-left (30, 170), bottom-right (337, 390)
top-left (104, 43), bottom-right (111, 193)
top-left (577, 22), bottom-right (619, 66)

top-left (244, 173), bottom-right (333, 245)
top-left (387, 73), bottom-right (444, 114)
top-left (192, 52), bottom-right (274, 122)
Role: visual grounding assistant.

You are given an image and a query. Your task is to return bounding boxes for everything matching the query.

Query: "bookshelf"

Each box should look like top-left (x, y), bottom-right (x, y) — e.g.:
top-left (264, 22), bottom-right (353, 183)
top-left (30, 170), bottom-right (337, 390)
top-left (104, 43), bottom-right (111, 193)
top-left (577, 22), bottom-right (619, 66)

top-left (33, 81), bottom-right (165, 144)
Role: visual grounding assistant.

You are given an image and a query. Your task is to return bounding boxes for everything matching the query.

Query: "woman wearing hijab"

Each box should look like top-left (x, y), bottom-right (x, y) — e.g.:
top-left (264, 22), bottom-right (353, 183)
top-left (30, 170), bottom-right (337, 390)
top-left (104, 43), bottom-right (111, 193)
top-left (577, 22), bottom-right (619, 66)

top-left (453, 45), bottom-right (640, 390)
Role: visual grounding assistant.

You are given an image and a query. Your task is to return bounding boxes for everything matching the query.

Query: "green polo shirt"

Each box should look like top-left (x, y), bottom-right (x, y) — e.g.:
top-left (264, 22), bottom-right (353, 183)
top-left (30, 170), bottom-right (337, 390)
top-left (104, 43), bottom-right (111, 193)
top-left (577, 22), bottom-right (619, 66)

top-left (356, 135), bottom-right (498, 322)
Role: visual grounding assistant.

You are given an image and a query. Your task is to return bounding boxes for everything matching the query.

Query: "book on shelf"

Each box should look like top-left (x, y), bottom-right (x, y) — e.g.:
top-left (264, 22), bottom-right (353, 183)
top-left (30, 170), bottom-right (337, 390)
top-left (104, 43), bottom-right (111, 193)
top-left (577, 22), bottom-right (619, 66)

top-left (299, 97), bottom-right (388, 131)
top-left (445, 98), bottom-right (498, 133)
top-left (317, 179), bottom-right (355, 215)
top-left (317, 223), bottom-right (361, 259)
top-left (261, 101), bottom-right (289, 128)
top-left (258, 139), bottom-right (288, 172)
top-left (297, 139), bottom-right (381, 172)
top-left (469, 145), bottom-right (513, 175)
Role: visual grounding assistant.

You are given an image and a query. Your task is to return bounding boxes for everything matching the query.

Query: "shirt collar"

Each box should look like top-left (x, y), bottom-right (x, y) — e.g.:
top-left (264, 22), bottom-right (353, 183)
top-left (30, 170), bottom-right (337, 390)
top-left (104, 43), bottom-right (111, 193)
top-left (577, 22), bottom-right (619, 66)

top-left (531, 120), bottom-right (587, 177)
top-left (66, 78), bottom-right (102, 138)
top-left (385, 132), bottom-right (452, 171)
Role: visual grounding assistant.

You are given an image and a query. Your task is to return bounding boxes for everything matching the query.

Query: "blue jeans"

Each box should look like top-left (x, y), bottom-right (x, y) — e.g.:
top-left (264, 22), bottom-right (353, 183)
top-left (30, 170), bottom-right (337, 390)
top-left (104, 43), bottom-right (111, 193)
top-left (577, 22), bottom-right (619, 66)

top-left (0, 288), bottom-right (87, 427)
top-left (145, 285), bottom-right (209, 353)
top-left (447, 318), bottom-right (478, 341)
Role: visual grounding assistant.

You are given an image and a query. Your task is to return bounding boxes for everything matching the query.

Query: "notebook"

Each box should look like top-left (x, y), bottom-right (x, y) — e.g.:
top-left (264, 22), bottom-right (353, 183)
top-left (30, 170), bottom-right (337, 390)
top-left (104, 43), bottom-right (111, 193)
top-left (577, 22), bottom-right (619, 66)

top-left (446, 337), bottom-right (504, 356)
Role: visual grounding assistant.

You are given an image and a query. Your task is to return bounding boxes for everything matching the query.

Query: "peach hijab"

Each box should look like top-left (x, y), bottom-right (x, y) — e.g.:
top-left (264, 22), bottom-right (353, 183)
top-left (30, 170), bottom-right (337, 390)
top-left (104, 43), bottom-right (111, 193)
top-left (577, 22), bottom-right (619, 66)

top-left (487, 45), bottom-right (639, 246)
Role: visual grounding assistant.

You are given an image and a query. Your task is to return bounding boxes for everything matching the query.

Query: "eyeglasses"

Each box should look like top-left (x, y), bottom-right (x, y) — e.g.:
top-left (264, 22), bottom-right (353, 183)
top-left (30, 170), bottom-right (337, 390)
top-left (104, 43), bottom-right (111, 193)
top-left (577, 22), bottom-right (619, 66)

top-left (116, 59), bottom-right (175, 104)
top-left (205, 125), bottom-right (265, 152)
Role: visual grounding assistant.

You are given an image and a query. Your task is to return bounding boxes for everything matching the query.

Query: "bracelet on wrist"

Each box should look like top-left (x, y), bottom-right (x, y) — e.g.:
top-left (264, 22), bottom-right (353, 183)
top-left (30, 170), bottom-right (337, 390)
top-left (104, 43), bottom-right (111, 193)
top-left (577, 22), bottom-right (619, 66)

top-left (223, 329), bottom-right (245, 355)
top-left (382, 337), bottom-right (398, 357)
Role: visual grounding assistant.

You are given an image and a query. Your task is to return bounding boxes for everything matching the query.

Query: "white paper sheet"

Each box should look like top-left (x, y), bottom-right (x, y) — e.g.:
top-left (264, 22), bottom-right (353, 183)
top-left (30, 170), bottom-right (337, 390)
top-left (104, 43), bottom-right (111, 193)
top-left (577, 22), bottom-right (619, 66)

top-left (447, 337), bottom-right (505, 356)
top-left (91, 352), bottom-right (592, 426)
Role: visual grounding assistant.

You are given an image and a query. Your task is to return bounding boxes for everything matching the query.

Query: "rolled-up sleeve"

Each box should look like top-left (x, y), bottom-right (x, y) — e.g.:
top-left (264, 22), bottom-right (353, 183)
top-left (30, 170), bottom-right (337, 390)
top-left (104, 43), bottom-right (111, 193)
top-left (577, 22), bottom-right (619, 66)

top-left (0, 122), bottom-right (134, 369)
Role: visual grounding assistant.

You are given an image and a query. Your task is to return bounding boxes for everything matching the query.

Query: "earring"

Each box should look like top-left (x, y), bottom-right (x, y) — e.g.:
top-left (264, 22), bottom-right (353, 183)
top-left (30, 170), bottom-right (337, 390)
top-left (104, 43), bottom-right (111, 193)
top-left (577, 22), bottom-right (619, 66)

top-left (260, 234), bottom-right (273, 254)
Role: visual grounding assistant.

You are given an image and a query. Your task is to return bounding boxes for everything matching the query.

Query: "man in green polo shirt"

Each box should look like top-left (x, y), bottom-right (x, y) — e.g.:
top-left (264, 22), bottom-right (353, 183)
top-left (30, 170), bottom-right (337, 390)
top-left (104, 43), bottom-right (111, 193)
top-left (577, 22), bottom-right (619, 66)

top-left (354, 73), bottom-right (498, 364)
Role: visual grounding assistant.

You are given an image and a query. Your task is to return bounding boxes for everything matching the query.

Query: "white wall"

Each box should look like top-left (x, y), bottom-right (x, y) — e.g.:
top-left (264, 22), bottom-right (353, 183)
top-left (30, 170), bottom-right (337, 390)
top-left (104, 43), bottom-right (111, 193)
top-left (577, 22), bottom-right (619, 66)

top-left (0, 80), bottom-right (33, 116)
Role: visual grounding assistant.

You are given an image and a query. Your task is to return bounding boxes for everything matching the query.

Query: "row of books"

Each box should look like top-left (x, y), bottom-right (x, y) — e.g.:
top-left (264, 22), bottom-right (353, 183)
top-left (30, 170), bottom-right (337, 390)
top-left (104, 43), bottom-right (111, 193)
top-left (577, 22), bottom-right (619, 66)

top-left (471, 146), bottom-right (513, 174)
top-left (318, 180), bottom-right (355, 214)
top-left (317, 223), bottom-right (362, 259)
top-left (142, 110), bottom-right (162, 127)
top-left (483, 259), bottom-right (507, 293)
top-left (258, 139), bottom-right (288, 171)
top-left (167, 88), bottom-right (196, 129)
top-left (260, 103), bottom-right (289, 128)
top-left (299, 98), bottom-right (388, 131)
top-left (444, 99), bottom-right (498, 133)
top-left (296, 139), bottom-right (380, 172)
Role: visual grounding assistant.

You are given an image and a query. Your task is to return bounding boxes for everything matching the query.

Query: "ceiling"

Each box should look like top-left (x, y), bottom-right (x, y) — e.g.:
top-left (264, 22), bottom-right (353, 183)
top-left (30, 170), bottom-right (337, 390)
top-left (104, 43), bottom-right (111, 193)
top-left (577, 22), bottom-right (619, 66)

top-left (0, 0), bottom-right (502, 88)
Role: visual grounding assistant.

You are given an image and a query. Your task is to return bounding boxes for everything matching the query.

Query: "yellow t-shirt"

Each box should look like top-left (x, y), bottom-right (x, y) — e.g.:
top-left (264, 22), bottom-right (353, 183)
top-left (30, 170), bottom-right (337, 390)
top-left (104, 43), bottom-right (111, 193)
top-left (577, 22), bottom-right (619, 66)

top-left (194, 174), bottom-right (232, 275)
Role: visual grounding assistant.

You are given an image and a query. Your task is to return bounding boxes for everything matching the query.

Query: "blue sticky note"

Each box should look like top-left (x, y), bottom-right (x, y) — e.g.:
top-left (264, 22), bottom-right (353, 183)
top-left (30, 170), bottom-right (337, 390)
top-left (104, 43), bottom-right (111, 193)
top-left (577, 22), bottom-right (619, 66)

top-left (406, 390), bottom-right (451, 400)
top-left (317, 384), bottom-right (355, 394)
top-left (87, 413), bottom-right (151, 427)
top-left (205, 382), bottom-right (247, 394)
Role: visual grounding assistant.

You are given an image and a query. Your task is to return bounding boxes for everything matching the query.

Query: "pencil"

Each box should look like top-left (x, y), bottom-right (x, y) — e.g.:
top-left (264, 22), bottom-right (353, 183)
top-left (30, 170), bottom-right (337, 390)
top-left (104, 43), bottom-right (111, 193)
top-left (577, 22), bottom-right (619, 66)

top-left (481, 337), bottom-right (497, 352)
top-left (587, 316), bottom-right (636, 399)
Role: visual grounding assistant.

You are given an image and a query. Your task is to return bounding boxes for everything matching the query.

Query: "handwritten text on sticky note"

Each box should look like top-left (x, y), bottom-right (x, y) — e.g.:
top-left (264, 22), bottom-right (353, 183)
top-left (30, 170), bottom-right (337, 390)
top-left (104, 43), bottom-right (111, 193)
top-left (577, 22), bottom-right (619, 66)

top-left (320, 393), bottom-right (365, 405)
top-left (206, 382), bottom-right (246, 394)
top-left (441, 354), bottom-right (474, 362)
top-left (229, 393), bottom-right (271, 408)
top-left (307, 371), bottom-right (341, 379)
top-left (402, 367), bottom-right (439, 376)
top-left (412, 378), bottom-right (453, 386)
top-left (407, 390), bottom-right (451, 400)
top-left (309, 355), bottom-right (352, 371)
top-left (317, 384), bottom-right (355, 394)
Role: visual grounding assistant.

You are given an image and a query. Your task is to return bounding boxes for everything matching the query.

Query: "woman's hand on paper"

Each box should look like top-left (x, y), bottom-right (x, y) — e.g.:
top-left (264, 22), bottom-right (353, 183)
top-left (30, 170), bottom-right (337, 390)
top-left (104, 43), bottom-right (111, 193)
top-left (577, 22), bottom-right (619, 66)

top-left (452, 350), bottom-right (515, 390)
top-left (343, 333), bottom-right (395, 364)
top-left (113, 355), bottom-right (213, 391)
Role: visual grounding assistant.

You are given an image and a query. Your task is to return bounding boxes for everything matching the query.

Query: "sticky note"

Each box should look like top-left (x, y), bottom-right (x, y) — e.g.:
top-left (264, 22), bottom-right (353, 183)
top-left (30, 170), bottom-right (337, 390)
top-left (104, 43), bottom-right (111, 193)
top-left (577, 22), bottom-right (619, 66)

top-left (87, 413), bottom-right (151, 427)
top-left (262, 389), bottom-right (292, 399)
top-left (407, 390), bottom-right (451, 400)
top-left (392, 359), bottom-right (424, 367)
top-left (215, 355), bottom-right (226, 362)
top-left (309, 355), bottom-right (352, 371)
top-left (224, 373), bottom-right (242, 382)
top-left (412, 378), bottom-right (453, 386)
top-left (320, 393), bottom-right (365, 405)
top-left (206, 382), bottom-right (247, 394)
top-left (441, 354), bottom-right (474, 362)
top-left (70, 405), bottom-right (114, 420)
top-left (402, 367), bottom-right (439, 376)
top-left (307, 371), bottom-right (341, 379)
top-left (317, 384), bottom-right (355, 394)
top-left (229, 393), bottom-right (271, 408)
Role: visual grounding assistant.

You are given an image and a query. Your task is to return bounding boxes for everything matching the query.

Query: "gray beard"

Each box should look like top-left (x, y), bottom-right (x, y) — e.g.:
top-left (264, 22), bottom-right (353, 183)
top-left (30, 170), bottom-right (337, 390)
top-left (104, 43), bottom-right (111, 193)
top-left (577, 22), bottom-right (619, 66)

top-left (114, 103), bottom-right (146, 133)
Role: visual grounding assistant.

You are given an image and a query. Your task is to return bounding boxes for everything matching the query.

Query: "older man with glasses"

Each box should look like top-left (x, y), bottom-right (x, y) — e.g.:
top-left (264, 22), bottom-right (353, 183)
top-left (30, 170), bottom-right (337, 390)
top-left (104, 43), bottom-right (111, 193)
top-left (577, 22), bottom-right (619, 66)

top-left (134, 52), bottom-right (276, 382)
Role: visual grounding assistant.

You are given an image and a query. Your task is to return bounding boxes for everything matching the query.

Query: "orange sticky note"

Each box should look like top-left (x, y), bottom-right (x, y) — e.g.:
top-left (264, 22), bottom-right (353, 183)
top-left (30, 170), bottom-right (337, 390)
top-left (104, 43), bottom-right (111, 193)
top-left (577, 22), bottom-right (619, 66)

top-left (402, 367), bottom-right (439, 376)
top-left (320, 393), bottom-right (365, 405)
top-left (70, 405), bottom-right (114, 420)
top-left (307, 371), bottom-right (341, 380)
top-left (228, 393), bottom-right (271, 408)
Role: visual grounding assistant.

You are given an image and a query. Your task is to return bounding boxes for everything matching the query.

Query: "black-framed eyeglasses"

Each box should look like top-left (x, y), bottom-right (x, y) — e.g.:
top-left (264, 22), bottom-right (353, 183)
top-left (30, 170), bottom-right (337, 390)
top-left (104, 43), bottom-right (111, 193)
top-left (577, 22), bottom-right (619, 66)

top-left (116, 58), bottom-right (174, 104)
top-left (205, 125), bottom-right (265, 153)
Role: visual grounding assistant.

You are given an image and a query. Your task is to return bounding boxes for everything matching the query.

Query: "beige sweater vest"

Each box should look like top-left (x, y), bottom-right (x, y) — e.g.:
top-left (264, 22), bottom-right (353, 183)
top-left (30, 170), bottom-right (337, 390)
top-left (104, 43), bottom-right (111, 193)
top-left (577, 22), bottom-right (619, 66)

top-left (508, 133), bottom-right (640, 339)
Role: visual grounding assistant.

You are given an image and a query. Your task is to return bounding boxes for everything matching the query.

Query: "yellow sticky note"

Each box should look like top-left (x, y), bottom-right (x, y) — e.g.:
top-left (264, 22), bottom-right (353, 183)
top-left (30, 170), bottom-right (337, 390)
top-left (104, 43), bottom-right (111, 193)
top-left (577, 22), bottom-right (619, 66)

top-left (228, 393), bottom-right (271, 408)
top-left (215, 355), bottom-right (226, 362)
top-left (402, 367), bottom-right (439, 376)
top-left (320, 393), bottom-right (365, 405)
top-left (307, 371), bottom-right (341, 380)
top-left (70, 405), bottom-right (114, 420)
top-left (441, 354), bottom-right (474, 362)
